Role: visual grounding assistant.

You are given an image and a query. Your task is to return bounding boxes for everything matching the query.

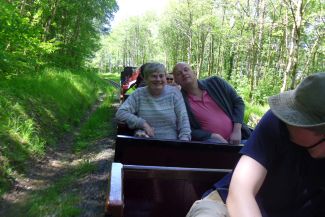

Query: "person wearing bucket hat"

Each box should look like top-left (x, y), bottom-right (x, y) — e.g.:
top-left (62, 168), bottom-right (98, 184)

top-left (186, 73), bottom-right (325, 217)
top-left (269, 72), bottom-right (325, 130)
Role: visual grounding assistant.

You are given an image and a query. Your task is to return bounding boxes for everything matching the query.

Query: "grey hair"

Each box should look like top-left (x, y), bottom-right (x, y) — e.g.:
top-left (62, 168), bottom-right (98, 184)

top-left (143, 62), bottom-right (166, 79)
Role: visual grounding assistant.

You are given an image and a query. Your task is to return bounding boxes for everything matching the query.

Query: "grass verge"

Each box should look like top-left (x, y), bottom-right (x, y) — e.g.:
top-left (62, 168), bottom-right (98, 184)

top-left (0, 68), bottom-right (114, 195)
top-left (73, 73), bottom-right (119, 153)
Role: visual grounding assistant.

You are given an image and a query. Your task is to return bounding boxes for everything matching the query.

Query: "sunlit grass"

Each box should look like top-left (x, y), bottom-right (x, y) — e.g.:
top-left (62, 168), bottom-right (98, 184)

top-left (100, 72), bottom-right (120, 83)
top-left (8, 116), bottom-right (45, 155)
top-left (73, 83), bottom-right (118, 153)
top-left (0, 68), bottom-right (111, 195)
top-left (244, 102), bottom-right (269, 127)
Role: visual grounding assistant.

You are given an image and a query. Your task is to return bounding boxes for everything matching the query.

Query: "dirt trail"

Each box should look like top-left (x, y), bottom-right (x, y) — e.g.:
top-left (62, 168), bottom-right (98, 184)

top-left (0, 92), bottom-right (118, 217)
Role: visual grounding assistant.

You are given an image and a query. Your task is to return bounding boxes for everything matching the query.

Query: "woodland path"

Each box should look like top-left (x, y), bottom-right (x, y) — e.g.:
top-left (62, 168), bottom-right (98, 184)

top-left (0, 83), bottom-right (120, 217)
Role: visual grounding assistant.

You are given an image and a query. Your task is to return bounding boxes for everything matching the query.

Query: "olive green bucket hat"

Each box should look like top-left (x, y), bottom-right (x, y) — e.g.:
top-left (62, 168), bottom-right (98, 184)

top-left (268, 72), bottom-right (325, 132)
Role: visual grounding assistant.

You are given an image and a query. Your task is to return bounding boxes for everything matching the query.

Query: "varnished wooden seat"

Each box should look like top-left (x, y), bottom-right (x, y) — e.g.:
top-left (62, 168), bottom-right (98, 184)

top-left (114, 135), bottom-right (243, 169)
top-left (105, 163), bottom-right (230, 217)
top-left (106, 133), bottom-right (243, 216)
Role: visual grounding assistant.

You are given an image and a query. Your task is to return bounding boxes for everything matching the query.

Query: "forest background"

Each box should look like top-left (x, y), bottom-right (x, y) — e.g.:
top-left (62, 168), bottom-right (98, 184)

top-left (0, 0), bottom-right (324, 206)
top-left (1, 0), bottom-right (324, 103)
top-left (96, 0), bottom-right (324, 104)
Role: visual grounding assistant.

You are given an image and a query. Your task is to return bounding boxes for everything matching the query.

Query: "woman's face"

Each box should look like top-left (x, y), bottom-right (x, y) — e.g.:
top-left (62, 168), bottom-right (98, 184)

top-left (145, 72), bottom-right (166, 96)
top-left (166, 74), bottom-right (174, 84)
top-left (287, 125), bottom-right (325, 158)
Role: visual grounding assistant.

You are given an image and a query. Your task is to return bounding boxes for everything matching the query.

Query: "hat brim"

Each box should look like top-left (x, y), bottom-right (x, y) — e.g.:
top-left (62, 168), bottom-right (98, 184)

top-left (268, 90), bottom-right (325, 128)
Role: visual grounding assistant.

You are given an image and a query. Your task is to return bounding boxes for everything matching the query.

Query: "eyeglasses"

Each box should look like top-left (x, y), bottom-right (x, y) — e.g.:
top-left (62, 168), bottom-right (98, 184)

top-left (166, 78), bottom-right (173, 81)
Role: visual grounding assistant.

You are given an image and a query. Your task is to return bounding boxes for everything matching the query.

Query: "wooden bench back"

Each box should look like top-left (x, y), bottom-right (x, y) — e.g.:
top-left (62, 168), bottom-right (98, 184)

top-left (114, 135), bottom-right (243, 169)
top-left (106, 163), bottom-right (230, 217)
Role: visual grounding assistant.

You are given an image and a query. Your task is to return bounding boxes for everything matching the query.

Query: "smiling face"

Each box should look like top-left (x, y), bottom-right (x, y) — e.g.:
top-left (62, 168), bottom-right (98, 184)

top-left (287, 125), bottom-right (325, 159)
top-left (143, 63), bottom-right (167, 97)
top-left (172, 62), bottom-right (197, 88)
top-left (145, 71), bottom-right (166, 96)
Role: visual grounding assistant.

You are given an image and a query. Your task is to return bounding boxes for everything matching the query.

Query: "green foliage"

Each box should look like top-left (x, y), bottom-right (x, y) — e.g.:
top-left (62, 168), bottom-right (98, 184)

top-left (251, 72), bottom-right (282, 105)
top-left (0, 0), bottom-right (118, 74)
top-left (100, 72), bottom-right (120, 83)
top-left (228, 73), bottom-right (251, 102)
top-left (0, 1), bottom-right (42, 74)
top-left (230, 71), bottom-right (282, 105)
top-left (244, 103), bottom-right (269, 128)
top-left (92, 12), bottom-right (159, 71)
top-left (98, 0), bottom-right (324, 105)
top-left (73, 87), bottom-right (118, 153)
top-left (0, 68), bottom-right (107, 194)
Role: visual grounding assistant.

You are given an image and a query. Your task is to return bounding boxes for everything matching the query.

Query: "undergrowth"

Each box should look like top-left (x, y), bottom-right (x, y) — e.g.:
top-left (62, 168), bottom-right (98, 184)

top-left (0, 68), bottom-right (115, 195)
top-left (73, 73), bottom-right (119, 153)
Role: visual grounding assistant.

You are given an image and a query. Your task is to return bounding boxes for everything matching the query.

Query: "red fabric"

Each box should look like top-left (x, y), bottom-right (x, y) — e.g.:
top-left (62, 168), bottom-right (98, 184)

top-left (188, 91), bottom-right (233, 140)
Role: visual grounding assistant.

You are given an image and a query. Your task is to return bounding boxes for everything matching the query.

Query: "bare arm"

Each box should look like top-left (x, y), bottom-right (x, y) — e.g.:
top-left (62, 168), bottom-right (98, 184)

top-left (226, 155), bottom-right (267, 217)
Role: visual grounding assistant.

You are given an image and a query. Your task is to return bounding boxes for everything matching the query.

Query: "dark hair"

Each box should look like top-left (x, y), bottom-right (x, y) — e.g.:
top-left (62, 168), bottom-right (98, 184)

top-left (135, 63), bottom-right (149, 88)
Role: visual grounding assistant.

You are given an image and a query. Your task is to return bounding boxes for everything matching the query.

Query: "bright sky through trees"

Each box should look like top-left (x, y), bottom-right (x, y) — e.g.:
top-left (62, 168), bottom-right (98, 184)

top-left (111, 0), bottom-right (169, 27)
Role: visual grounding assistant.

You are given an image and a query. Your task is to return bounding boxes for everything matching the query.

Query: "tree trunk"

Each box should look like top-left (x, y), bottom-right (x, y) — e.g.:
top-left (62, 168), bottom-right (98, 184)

top-left (186, 0), bottom-right (193, 64)
top-left (281, 8), bottom-right (289, 92)
top-left (215, 5), bottom-right (226, 76)
top-left (301, 36), bottom-right (320, 75)
top-left (43, 0), bottom-right (60, 41)
top-left (208, 34), bottom-right (215, 76)
top-left (284, 0), bottom-right (303, 90)
top-left (255, 0), bottom-right (265, 86)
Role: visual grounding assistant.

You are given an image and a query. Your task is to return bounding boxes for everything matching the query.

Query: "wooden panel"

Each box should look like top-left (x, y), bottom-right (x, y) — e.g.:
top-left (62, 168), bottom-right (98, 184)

top-left (105, 163), bottom-right (124, 217)
top-left (122, 165), bottom-right (229, 217)
top-left (114, 135), bottom-right (242, 169)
